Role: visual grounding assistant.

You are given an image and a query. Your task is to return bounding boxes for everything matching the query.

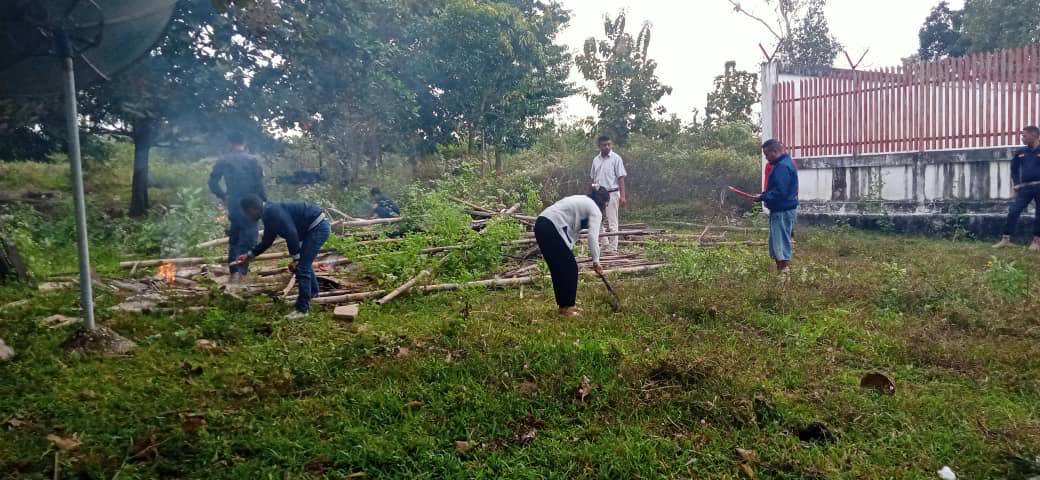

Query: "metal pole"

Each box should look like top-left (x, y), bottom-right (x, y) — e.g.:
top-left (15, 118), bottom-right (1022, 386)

top-left (59, 34), bottom-right (96, 330)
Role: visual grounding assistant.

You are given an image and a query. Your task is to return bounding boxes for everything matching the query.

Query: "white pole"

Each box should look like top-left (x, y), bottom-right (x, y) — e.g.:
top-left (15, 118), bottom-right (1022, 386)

top-left (60, 35), bottom-right (96, 330)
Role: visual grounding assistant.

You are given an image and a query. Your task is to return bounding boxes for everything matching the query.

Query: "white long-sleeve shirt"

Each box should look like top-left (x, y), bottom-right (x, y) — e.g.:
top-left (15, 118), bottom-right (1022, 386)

top-left (539, 195), bottom-right (603, 263)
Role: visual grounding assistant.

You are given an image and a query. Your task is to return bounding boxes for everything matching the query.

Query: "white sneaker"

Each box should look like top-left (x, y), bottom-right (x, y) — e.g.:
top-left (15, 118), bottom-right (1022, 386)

top-left (285, 310), bottom-right (309, 320)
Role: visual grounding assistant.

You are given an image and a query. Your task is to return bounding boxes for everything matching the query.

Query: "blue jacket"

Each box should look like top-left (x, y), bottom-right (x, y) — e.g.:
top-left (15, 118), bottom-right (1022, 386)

top-left (761, 154), bottom-right (799, 212)
top-left (1011, 145), bottom-right (1040, 186)
top-left (209, 152), bottom-right (267, 203)
top-left (250, 202), bottom-right (324, 257)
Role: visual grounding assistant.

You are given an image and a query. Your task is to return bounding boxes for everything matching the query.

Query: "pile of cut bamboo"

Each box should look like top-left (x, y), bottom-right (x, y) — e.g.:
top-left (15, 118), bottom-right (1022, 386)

top-left (98, 198), bottom-right (765, 311)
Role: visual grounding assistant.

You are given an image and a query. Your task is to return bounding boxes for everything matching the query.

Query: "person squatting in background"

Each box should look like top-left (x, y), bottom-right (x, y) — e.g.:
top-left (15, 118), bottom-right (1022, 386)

top-left (209, 132), bottom-right (266, 282)
top-left (534, 188), bottom-right (610, 317)
top-left (235, 195), bottom-right (332, 319)
top-left (370, 187), bottom-right (400, 219)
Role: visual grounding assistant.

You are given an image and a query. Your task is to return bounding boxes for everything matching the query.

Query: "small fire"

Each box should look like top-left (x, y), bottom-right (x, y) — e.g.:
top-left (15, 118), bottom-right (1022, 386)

top-left (158, 262), bottom-right (177, 284)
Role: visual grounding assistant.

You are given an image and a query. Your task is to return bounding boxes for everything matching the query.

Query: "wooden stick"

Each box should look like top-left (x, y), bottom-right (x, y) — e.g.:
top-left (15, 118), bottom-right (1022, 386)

top-left (328, 207), bottom-right (356, 221)
top-left (502, 203), bottom-right (521, 214)
top-left (376, 270), bottom-right (431, 305)
top-left (313, 289), bottom-right (388, 305)
top-left (450, 196), bottom-right (496, 213)
top-left (119, 250), bottom-right (320, 269)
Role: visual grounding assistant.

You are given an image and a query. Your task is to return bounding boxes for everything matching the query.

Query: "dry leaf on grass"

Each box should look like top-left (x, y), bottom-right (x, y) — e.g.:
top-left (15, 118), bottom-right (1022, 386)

top-left (5, 417), bottom-right (27, 429)
top-left (735, 448), bottom-right (758, 463)
top-left (404, 400), bottom-right (424, 410)
top-left (129, 431), bottom-right (160, 461)
top-left (739, 463), bottom-right (756, 479)
top-left (47, 433), bottom-right (81, 451)
top-left (576, 375), bottom-right (594, 402)
top-left (194, 339), bottom-right (222, 353)
top-left (181, 415), bottom-right (207, 434)
top-left (454, 440), bottom-right (473, 453)
top-left (395, 347), bottom-right (410, 358)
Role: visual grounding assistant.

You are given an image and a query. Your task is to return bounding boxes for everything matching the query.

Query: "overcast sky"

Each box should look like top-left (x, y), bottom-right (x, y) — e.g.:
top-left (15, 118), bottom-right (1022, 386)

top-left (555, 0), bottom-right (965, 121)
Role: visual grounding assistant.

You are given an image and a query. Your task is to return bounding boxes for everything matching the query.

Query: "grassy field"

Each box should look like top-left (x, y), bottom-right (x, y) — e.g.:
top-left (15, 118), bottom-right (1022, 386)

top-left (2, 223), bottom-right (1040, 479)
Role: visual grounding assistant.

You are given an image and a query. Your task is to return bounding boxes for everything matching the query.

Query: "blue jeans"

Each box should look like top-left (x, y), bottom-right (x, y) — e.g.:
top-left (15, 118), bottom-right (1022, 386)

top-left (769, 209), bottom-right (797, 261)
top-left (227, 200), bottom-right (259, 275)
top-left (295, 219), bottom-right (331, 313)
top-left (1003, 186), bottom-right (1040, 236)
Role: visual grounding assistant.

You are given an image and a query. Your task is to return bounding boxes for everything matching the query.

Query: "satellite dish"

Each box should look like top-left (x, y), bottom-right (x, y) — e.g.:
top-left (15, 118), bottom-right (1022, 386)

top-left (0, 0), bottom-right (177, 96)
top-left (0, 0), bottom-right (175, 335)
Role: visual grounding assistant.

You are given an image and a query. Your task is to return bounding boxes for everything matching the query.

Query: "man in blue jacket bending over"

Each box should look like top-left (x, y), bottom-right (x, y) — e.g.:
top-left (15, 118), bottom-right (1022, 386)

top-left (757, 139), bottom-right (799, 275)
top-left (235, 195), bottom-right (332, 319)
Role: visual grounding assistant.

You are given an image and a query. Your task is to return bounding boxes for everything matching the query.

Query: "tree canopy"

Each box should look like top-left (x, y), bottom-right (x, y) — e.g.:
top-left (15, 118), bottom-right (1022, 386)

top-left (919, 0), bottom-right (1040, 60)
top-left (575, 11), bottom-right (672, 145)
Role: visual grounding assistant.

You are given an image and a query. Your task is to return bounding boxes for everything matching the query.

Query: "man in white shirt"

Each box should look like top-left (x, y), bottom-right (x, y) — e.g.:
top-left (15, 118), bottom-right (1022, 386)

top-left (590, 134), bottom-right (627, 255)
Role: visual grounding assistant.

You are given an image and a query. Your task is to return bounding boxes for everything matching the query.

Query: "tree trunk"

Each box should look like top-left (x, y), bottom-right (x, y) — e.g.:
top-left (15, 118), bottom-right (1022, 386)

top-left (128, 119), bottom-right (154, 217)
top-left (0, 236), bottom-right (29, 283)
top-left (494, 146), bottom-right (503, 175)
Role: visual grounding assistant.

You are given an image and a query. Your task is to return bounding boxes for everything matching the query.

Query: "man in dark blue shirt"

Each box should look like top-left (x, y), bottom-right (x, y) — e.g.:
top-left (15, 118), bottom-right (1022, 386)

top-left (738, 139), bottom-right (799, 274)
top-left (209, 132), bottom-right (267, 280)
top-left (994, 126), bottom-right (1040, 251)
top-left (235, 195), bottom-right (332, 319)
top-left (370, 187), bottom-right (400, 219)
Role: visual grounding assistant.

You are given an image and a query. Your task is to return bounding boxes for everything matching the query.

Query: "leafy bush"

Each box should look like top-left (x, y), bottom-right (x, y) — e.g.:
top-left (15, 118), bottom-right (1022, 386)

top-left (985, 257), bottom-right (1028, 298)
top-left (648, 242), bottom-right (761, 285)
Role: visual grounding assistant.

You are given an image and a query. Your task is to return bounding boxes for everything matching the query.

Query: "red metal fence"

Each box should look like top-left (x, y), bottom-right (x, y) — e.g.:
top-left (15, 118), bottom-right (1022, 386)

top-left (773, 44), bottom-right (1040, 158)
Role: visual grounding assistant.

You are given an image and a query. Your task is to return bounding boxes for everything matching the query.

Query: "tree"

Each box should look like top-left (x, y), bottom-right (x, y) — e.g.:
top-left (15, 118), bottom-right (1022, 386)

top-left (423, 0), bottom-right (573, 173)
top-left (918, 1), bottom-right (967, 61)
top-left (575, 12), bottom-right (672, 145)
top-left (80, 1), bottom-right (275, 216)
top-left (918, 0), bottom-right (1040, 59)
top-left (725, 0), bottom-right (841, 68)
top-left (704, 61), bottom-right (759, 130)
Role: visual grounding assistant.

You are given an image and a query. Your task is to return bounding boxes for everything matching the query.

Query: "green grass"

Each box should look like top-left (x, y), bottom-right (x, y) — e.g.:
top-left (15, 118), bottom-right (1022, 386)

top-left (2, 227), bottom-right (1040, 479)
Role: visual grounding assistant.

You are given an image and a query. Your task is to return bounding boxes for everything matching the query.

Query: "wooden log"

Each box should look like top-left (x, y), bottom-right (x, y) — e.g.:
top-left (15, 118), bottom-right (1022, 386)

top-left (376, 270), bottom-right (430, 305)
top-left (450, 196), bottom-right (496, 213)
top-left (657, 221), bottom-right (769, 232)
top-left (502, 203), bottom-right (521, 214)
top-left (119, 250), bottom-right (319, 269)
top-left (328, 207), bottom-right (356, 221)
top-left (313, 289), bottom-right (388, 305)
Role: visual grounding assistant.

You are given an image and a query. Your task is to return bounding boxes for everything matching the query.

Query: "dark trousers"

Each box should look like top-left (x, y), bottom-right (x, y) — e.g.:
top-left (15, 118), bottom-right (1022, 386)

top-left (1003, 186), bottom-right (1040, 236)
top-left (295, 220), bottom-right (331, 313)
top-left (227, 200), bottom-right (259, 275)
top-left (534, 217), bottom-right (578, 309)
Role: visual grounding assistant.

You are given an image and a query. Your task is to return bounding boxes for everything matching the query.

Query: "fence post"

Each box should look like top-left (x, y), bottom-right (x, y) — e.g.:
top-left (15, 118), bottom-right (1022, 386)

top-left (760, 61), bottom-right (780, 191)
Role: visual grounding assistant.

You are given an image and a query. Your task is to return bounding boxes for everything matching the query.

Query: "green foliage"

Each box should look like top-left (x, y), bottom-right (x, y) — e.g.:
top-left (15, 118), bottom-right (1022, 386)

top-left (919, 1), bottom-right (968, 60)
top-left (729, 0), bottom-right (841, 68)
top-left (649, 242), bottom-right (761, 285)
top-left (576, 11), bottom-right (673, 144)
top-left (918, 0), bottom-right (1040, 59)
top-left (703, 62), bottom-right (760, 131)
top-left (985, 256), bottom-right (1028, 298)
top-left (779, 0), bottom-right (842, 68)
top-left (328, 190), bottom-right (523, 287)
top-left (134, 188), bottom-right (225, 257)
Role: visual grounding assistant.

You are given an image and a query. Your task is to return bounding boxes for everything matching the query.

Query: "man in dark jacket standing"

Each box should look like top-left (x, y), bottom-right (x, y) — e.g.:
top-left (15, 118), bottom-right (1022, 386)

top-left (235, 195), bottom-right (331, 319)
top-left (209, 132), bottom-right (267, 280)
top-left (994, 126), bottom-right (1040, 251)
top-left (754, 139), bottom-right (799, 274)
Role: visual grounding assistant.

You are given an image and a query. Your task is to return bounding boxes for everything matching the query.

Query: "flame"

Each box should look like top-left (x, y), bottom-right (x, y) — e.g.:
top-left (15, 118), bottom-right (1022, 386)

top-left (158, 262), bottom-right (177, 283)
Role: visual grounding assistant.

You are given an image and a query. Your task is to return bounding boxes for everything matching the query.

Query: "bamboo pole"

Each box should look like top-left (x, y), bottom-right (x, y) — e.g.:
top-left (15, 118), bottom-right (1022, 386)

top-left (376, 270), bottom-right (431, 305)
top-left (317, 264), bottom-right (666, 306)
top-left (119, 250), bottom-right (322, 269)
